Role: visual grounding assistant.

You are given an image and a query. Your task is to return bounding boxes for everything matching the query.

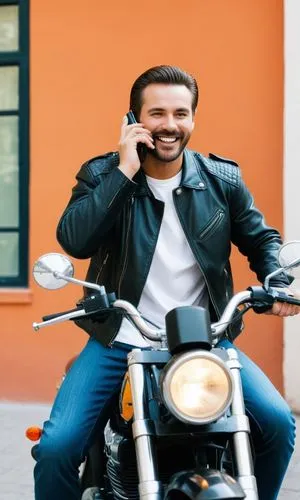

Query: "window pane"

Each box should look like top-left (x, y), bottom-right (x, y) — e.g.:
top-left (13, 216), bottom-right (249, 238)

top-left (0, 6), bottom-right (19, 51)
top-left (0, 116), bottom-right (18, 226)
top-left (0, 66), bottom-right (18, 110)
top-left (0, 232), bottom-right (18, 276)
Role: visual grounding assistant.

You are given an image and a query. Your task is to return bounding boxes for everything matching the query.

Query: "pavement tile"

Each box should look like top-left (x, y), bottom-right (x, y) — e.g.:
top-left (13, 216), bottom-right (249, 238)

top-left (279, 491), bottom-right (300, 500)
top-left (0, 402), bottom-right (299, 499)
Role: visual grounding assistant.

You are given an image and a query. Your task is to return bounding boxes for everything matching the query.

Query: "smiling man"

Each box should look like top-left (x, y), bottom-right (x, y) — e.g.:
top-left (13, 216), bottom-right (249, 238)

top-left (121, 77), bottom-right (195, 179)
top-left (34, 66), bottom-right (299, 500)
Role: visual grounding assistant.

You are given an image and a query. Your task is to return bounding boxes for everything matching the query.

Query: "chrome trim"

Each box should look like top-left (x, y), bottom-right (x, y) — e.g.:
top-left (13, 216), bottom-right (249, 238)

top-left (211, 290), bottom-right (251, 339)
top-left (227, 349), bottom-right (258, 498)
top-left (128, 361), bottom-right (163, 498)
top-left (237, 476), bottom-right (258, 500)
top-left (226, 414), bottom-right (250, 433)
top-left (114, 300), bottom-right (165, 341)
top-left (53, 271), bottom-right (105, 293)
top-left (138, 480), bottom-right (163, 500)
top-left (33, 309), bottom-right (86, 331)
top-left (132, 419), bottom-right (155, 439)
top-left (264, 256), bottom-right (300, 289)
top-left (161, 350), bottom-right (233, 425)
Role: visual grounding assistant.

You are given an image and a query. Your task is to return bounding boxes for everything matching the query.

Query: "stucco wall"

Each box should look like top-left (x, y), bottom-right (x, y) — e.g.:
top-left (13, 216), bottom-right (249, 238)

top-left (284, 0), bottom-right (300, 412)
top-left (0, 0), bottom-right (285, 402)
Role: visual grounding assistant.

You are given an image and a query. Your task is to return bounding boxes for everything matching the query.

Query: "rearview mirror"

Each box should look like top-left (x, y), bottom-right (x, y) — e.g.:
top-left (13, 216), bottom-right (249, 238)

top-left (278, 241), bottom-right (300, 273)
top-left (33, 253), bottom-right (74, 290)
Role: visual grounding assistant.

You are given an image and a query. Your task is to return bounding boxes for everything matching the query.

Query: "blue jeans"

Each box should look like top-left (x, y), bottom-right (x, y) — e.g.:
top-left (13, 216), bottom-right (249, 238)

top-left (34, 337), bottom-right (296, 500)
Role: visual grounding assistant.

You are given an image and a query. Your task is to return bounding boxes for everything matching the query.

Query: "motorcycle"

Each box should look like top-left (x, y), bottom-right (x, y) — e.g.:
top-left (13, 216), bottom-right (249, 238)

top-left (26, 241), bottom-right (300, 500)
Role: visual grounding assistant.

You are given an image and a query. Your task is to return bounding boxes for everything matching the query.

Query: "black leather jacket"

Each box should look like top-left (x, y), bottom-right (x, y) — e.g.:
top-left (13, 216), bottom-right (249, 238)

top-left (57, 149), bottom-right (288, 345)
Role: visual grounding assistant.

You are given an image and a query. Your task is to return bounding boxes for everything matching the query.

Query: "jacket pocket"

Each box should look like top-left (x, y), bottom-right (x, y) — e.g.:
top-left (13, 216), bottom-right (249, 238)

top-left (197, 209), bottom-right (225, 241)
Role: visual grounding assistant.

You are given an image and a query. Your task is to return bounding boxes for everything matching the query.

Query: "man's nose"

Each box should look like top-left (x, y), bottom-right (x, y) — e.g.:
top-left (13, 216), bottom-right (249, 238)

top-left (164, 115), bottom-right (177, 131)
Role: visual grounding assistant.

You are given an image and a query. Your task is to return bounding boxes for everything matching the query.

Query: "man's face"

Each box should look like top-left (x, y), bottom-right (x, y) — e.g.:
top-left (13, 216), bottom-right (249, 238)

top-left (139, 84), bottom-right (195, 163)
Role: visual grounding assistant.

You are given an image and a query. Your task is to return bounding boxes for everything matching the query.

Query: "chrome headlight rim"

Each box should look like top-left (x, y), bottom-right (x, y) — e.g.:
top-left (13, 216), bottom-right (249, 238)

top-left (161, 350), bottom-right (233, 425)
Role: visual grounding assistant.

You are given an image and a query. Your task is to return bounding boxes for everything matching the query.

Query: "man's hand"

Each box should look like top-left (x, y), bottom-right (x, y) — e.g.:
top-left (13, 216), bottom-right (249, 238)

top-left (269, 287), bottom-right (300, 317)
top-left (118, 115), bottom-right (154, 179)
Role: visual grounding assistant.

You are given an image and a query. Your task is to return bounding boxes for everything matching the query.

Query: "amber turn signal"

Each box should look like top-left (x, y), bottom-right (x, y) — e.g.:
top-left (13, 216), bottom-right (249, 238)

top-left (119, 372), bottom-right (134, 422)
top-left (26, 426), bottom-right (43, 441)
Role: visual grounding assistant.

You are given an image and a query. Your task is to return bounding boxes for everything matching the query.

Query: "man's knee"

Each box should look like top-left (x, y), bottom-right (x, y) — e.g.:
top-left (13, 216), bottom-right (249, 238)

top-left (37, 429), bottom-right (84, 466)
top-left (275, 405), bottom-right (296, 448)
top-left (259, 402), bottom-right (296, 452)
top-left (249, 397), bottom-right (296, 457)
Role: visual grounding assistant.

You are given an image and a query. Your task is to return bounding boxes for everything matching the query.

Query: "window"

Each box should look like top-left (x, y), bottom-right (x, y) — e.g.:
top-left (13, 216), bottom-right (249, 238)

top-left (0, 1), bottom-right (29, 286)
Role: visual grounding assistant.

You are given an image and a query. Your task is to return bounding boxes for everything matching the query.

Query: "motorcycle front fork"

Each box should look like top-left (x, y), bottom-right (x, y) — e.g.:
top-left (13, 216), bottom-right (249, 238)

top-left (128, 351), bottom-right (164, 500)
top-left (128, 348), bottom-right (259, 500)
top-left (227, 348), bottom-right (259, 500)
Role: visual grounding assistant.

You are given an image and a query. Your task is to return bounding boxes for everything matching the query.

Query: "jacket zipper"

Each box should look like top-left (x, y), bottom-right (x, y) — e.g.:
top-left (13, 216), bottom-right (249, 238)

top-left (107, 199), bottom-right (133, 347)
top-left (173, 193), bottom-right (221, 321)
top-left (118, 197), bottom-right (134, 298)
top-left (198, 210), bottom-right (224, 240)
top-left (95, 252), bottom-right (109, 285)
top-left (224, 267), bottom-right (237, 340)
top-left (224, 267), bottom-right (230, 339)
top-left (224, 268), bottom-right (229, 302)
top-left (107, 186), bottom-right (123, 209)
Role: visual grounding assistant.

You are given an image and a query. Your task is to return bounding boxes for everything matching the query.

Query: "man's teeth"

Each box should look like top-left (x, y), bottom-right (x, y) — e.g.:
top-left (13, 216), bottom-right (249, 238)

top-left (157, 136), bottom-right (177, 143)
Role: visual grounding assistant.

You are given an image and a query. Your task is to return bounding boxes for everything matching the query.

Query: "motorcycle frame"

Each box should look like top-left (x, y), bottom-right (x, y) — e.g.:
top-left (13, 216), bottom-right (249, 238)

top-left (127, 347), bottom-right (259, 500)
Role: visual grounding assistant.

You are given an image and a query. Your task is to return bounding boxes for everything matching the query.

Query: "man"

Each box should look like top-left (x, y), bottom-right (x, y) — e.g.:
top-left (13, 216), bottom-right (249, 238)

top-left (34, 65), bottom-right (299, 500)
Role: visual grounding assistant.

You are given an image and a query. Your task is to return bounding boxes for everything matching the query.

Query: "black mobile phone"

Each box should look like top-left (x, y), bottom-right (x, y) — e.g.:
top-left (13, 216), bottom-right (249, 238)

top-left (126, 111), bottom-right (148, 163)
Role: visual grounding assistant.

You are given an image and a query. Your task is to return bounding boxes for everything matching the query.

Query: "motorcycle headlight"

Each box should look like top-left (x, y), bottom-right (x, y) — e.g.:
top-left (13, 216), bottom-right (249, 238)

top-left (161, 351), bottom-right (233, 424)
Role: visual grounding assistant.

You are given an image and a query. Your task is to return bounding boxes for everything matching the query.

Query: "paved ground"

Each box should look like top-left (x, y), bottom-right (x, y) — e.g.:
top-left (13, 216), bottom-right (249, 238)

top-left (0, 402), bottom-right (299, 499)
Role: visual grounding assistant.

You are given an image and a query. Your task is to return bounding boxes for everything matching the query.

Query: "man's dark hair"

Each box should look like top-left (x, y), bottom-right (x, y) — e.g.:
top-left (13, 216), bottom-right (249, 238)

top-left (130, 65), bottom-right (198, 119)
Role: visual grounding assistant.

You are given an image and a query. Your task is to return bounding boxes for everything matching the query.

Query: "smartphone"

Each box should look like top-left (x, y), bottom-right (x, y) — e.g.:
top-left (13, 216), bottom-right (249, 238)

top-left (126, 110), bottom-right (148, 163)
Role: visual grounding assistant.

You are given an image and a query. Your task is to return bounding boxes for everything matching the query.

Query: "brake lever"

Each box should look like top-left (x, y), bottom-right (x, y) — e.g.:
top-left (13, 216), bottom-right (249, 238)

top-left (268, 289), bottom-right (300, 306)
top-left (248, 286), bottom-right (300, 314)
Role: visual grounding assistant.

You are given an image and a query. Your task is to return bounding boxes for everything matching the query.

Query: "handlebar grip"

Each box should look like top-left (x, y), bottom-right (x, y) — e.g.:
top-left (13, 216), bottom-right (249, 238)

top-left (42, 306), bottom-right (83, 322)
top-left (248, 286), bottom-right (300, 313)
top-left (275, 294), bottom-right (300, 306)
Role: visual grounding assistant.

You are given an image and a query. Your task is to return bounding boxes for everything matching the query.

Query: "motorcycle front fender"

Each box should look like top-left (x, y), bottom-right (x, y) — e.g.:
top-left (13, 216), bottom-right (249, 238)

top-left (164, 469), bottom-right (245, 500)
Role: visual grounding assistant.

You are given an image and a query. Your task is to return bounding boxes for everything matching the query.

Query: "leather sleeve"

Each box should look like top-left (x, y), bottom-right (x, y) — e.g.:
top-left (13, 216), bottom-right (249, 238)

top-left (229, 175), bottom-right (289, 287)
top-left (56, 157), bottom-right (136, 259)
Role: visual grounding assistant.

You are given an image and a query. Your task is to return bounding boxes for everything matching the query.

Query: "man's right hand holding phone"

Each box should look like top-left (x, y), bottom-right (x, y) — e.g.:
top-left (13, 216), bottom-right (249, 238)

top-left (118, 114), bottom-right (154, 179)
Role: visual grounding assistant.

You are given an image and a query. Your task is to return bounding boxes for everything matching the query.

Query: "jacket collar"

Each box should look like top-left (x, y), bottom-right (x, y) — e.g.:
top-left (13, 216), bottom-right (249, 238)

top-left (181, 149), bottom-right (207, 190)
top-left (133, 149), bottom-right (207, 197)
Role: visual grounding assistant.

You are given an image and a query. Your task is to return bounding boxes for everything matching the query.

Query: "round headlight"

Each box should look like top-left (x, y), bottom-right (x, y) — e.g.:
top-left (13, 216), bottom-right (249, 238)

top-left (161, 351), bottom-right (233, 424)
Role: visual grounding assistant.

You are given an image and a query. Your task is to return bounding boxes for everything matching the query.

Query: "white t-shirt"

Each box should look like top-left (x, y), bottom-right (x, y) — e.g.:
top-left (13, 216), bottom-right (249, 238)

top-left (114, 170), bottom-right (208, 347)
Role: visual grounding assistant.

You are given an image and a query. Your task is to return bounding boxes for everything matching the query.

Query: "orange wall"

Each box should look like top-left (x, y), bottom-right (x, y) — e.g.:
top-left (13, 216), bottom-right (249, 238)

top-left (0, 1), bottom-right (284, 402)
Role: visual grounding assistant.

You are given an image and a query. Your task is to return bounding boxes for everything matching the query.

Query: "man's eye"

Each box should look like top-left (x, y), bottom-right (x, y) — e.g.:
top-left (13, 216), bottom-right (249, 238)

top-left (176, 113), bottom-right (188, 118)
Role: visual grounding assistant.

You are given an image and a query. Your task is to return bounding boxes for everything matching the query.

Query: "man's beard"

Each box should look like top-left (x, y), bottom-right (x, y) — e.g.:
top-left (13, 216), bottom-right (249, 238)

top-left (147, 133), bottom-right (190, 163)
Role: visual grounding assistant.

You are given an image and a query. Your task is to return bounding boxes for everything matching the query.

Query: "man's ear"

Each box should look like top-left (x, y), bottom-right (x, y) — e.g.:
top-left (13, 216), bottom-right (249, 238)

top-left (192, 108), bottom-right (197, 130)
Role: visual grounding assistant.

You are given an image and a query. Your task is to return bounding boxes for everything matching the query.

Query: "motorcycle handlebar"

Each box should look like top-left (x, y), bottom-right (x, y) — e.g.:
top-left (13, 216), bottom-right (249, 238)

top-left (33, 287), bottom-right (300, 338)
top-left (33, 290), bottom-right (252, 338)
top-left (113, 300), bottom-right (165, 341)
top-left (33, 308), bottom-right (86, 331)
top-left (274, 293), bottom-right (300, 306)
top-left (42, 306), bottom-right (84, 322)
